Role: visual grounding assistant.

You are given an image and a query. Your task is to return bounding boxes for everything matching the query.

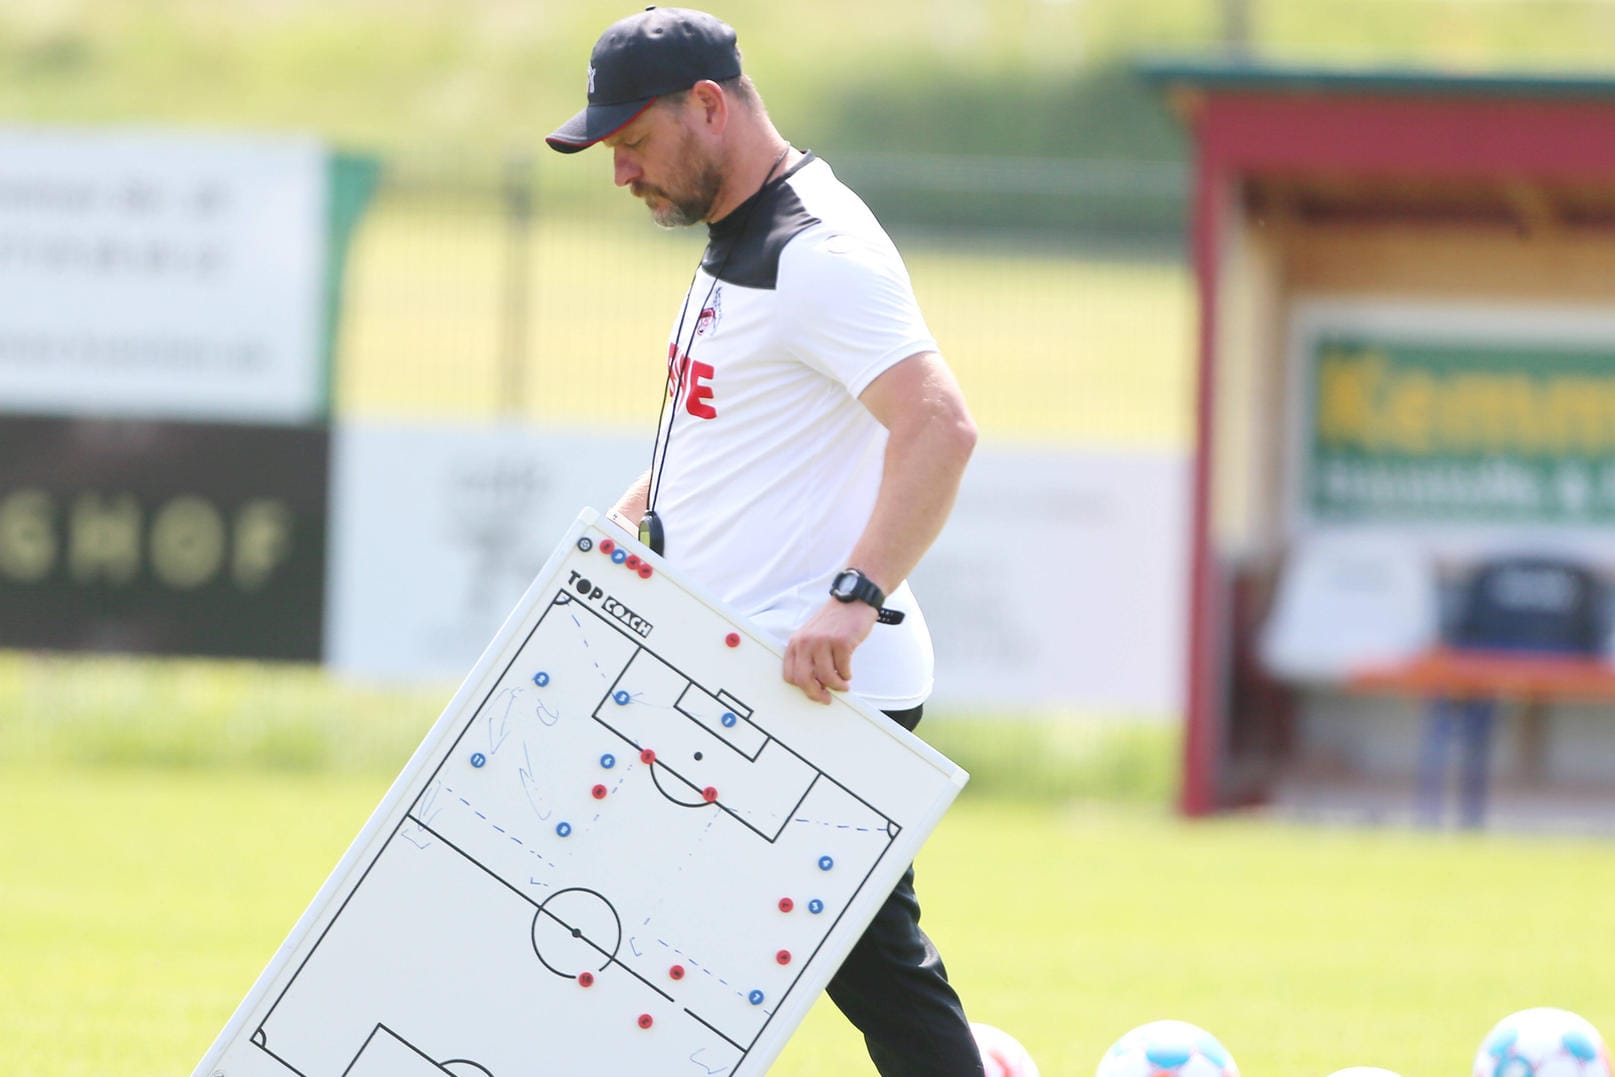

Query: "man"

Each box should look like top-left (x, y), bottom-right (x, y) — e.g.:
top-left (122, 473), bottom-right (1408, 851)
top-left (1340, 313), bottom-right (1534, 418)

top-left (547, 9), bottom-right (983, 1076)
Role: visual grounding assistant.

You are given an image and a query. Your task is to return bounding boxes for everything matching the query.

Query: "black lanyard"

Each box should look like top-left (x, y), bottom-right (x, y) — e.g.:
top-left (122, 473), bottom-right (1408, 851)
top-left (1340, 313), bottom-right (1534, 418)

top-left (639, 145), bottom-right (791, 556)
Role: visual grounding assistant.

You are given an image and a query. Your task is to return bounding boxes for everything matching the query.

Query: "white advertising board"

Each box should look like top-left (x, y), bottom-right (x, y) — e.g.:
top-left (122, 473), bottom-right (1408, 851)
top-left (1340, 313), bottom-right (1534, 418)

top-left (911, 445), bottom-right (1188, 714)
top-left (196, 509), bottom-right (967, 1077)
top-left (323, 423), bottom-right (648, 679)
top-left (326, 422), bottom-right (1189, 713)
top-left (0, 127), bottom-right (327, 422)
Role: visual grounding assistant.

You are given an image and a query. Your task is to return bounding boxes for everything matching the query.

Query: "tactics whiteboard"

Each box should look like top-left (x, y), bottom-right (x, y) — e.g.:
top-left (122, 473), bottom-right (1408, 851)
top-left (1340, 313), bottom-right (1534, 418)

top-left (195, 508), bottom-right (968, 1077)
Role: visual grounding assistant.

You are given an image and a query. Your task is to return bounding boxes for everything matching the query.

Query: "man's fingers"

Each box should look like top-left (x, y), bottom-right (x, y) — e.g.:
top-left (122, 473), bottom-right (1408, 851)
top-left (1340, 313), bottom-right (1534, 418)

top-left (833, 639), bottom-right (854, 684)
top-left (782, 640), bottom-right (801, 687)
top-left (783, 639), bottom-right (832, 704)
top-left (784, 604), bottom-right (873, 706)
top-left (784, 636), bottom-right (848, 704)
top-left (813, 647), bottom-right (849, 693)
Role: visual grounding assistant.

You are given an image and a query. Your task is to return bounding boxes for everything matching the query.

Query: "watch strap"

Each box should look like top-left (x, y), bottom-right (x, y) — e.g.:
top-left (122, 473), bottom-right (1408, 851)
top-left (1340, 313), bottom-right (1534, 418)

top-left (833, 568), bottom-right (906, 625)
top-left (832, 568), bottom-right (883, 608)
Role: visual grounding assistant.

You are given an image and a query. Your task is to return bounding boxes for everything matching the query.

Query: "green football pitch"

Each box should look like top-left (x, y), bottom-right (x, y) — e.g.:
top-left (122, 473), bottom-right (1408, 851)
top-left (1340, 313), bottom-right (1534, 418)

top-left (3, 767), bottom-right (1612, 1076)
top-left (333, 207), bottom-right (1194, 448)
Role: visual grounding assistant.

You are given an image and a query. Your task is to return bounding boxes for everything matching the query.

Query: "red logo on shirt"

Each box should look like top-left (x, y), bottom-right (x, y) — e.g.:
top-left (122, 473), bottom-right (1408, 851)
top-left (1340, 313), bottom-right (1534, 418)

top-left (696, 288), bottom-right (722, 337)
top-left (667, 345), bottom-right (717, 420)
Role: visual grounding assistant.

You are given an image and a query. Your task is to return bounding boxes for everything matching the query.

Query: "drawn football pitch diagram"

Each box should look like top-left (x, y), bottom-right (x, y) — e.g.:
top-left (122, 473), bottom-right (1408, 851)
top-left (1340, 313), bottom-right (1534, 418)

top-left (195, 509), bottom-right (967, 1077)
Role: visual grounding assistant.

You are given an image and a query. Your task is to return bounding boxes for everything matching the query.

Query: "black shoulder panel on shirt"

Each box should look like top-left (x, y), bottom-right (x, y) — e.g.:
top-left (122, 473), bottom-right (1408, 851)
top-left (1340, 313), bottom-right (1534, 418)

top-left (701, 166), bottom-right (821, 291)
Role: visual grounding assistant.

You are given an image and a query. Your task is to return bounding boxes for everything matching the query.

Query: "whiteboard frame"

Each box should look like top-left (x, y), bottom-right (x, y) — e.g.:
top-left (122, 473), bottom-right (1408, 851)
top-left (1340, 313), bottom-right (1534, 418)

top-left (193, 506), bottom-right (967, 1077)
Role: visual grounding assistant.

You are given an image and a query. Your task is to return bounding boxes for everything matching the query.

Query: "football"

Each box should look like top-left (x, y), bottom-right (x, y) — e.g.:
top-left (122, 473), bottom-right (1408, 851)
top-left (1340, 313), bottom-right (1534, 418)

top-left (1473, 1007), bottom-right (1612, 1077)
top-left (971, 1022), bottom-right (1040, 1077)
top-left (1095, 1019), bottom-right (1239, 1077)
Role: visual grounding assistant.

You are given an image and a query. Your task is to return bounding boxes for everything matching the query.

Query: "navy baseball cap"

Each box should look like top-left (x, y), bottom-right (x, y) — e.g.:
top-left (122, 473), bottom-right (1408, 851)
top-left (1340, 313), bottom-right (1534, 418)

top-left (546, 7), bottom-right (743, 153)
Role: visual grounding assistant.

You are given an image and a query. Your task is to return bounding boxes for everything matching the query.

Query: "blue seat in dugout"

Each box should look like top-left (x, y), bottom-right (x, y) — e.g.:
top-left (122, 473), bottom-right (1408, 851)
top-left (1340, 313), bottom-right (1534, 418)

top-left (1417, 556), bottom-right (1608, 827)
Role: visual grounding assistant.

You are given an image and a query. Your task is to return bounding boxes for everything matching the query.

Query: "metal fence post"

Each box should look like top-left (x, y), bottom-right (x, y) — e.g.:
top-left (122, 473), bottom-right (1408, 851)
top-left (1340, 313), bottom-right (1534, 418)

top-left (500, 151), bottom-right (534, 417)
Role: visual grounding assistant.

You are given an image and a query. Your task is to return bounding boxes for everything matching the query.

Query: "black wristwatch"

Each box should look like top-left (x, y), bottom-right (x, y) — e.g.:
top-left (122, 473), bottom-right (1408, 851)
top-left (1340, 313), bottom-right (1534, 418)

top-left (829, 568), bottom-right (905, 625)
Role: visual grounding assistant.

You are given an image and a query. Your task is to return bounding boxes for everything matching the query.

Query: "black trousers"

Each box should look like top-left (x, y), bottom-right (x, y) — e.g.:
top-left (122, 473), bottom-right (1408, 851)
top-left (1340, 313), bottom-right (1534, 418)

top-left (824, 705), bottom-right (986, 1077)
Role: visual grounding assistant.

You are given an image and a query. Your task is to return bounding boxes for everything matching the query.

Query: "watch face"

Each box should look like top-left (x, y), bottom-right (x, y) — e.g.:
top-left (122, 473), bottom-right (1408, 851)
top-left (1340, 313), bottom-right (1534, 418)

top-left (831, 570), bottom-right (859, 600)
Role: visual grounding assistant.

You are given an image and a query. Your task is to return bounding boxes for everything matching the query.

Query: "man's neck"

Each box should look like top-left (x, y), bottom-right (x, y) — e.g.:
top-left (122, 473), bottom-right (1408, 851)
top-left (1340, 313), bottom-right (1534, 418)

top-left (707, 136), bottom-right (793, 224)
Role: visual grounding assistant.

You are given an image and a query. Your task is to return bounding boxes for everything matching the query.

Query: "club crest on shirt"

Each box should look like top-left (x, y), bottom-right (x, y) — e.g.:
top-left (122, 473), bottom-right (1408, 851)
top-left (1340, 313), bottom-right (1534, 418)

top-left (695, 287), bottom-right (723, 337)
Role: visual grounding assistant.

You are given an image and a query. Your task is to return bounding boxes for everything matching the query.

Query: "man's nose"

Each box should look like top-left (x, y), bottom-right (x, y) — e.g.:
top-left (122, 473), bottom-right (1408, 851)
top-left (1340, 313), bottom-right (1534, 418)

top-left (614, 147), bottom-right (640, 188)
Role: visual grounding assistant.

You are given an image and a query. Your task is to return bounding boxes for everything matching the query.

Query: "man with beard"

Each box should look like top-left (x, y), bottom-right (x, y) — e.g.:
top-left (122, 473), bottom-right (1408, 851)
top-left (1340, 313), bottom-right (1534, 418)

top-left (547, 9), bottom-right (983, 1076)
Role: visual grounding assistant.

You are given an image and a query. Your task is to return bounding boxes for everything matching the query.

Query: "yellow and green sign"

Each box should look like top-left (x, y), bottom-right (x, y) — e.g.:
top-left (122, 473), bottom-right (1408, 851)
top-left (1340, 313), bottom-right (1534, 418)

top-left (1308, 334), bottom-right (1615, 523)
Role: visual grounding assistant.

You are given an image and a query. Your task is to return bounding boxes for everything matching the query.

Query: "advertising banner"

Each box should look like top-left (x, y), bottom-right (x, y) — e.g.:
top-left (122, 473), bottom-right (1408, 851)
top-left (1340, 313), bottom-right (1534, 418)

top-left (326, 422), bottom-right (1189, 713)
top-left (0, 128), bottom-right (373, 423)
top-left (324, 423), bottom-right (647, 680)
top-left (911, 446), bottom-right (1188, 713)
top-left (0, 415), bottom-right (329, 660)
top-left (1292, 301), bottom-right (1615, 528)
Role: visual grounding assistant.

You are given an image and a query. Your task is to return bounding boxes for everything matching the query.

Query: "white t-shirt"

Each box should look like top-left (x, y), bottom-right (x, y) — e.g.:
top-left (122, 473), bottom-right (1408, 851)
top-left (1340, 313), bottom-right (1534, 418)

top-left (647, 153), bottom-right (938, 709)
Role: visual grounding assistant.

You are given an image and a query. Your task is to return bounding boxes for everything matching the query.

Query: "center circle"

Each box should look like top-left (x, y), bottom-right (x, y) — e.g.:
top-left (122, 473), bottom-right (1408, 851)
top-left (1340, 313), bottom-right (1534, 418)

top-left (530, 888), bottom-right (623, 979)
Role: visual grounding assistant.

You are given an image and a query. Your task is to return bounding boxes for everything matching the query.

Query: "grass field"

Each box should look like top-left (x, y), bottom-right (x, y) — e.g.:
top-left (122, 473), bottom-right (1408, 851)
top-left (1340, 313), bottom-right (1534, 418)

top-left (2, 661), bottom-right (1614, 1076)
top-left (6, 0), bottom-right (1615, 160)
top-left (335, 202), bottom-right (1194, 446)
top-left (3, 763), bottom-right (1615, 1076)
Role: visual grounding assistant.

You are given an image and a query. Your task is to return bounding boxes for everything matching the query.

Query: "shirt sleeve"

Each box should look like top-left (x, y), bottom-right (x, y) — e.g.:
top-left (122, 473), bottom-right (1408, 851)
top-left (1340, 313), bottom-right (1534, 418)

top-left (776, 229), bottom-right (939, 398)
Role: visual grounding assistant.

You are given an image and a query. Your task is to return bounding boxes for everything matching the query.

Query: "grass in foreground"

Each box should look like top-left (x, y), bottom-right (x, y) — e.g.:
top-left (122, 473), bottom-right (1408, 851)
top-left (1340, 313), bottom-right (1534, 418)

top-left (0, 653), bottom-right (1174, 802)
top-left (3, 655), bottom-right (1612, 1073)
top-left (2, 767), bottom-right (1614, 1076)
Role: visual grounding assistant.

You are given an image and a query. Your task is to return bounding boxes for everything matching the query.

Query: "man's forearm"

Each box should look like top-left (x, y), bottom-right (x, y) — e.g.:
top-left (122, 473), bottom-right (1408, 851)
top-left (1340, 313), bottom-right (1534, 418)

top-left (844, 403), bottom-right (976, 595)
top-left (782, 351), bottom-right (975, 703)
top-left (781, 399), bottom-right (974, 704)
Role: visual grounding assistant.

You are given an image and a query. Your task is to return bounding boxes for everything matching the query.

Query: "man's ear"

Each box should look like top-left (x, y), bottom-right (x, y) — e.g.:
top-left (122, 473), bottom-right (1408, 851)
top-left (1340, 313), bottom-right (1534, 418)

top-left (687, 79), bottom-right (729, 134)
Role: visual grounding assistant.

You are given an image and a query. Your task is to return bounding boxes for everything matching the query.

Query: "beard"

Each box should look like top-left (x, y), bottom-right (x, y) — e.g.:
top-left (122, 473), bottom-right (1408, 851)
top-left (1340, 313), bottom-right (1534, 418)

top-left (632, 129), bottom-right (723, 228)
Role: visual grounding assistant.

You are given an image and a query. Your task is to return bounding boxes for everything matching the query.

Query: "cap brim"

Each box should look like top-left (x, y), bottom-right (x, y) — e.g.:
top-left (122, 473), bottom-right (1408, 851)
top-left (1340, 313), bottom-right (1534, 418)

top-left (545, 99), bottom-right (656, 153)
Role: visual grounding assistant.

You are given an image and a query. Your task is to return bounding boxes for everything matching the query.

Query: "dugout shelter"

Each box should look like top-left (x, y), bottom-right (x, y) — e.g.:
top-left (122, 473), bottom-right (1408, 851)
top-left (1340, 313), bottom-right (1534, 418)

top-left (1142, 60), bottom-right (1615, 821)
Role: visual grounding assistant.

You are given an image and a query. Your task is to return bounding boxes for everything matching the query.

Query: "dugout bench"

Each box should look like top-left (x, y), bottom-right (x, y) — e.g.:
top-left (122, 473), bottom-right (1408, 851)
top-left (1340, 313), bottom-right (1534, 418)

top-left (1140, 58), bottom-right (1615, 820)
